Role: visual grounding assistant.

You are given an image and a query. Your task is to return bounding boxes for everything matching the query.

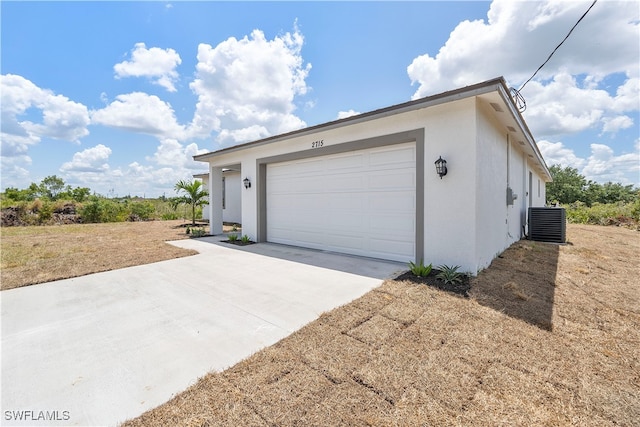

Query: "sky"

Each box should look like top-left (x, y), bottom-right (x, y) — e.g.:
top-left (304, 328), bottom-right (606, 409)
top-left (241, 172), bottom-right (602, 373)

top-left (1, 0), bottom-right (638, 198)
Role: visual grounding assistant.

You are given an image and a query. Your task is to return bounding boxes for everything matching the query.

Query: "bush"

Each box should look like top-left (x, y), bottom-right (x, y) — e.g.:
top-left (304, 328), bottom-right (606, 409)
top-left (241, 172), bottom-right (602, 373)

top-left (409, 260), bottom-right (432, 277)
top-left (79, 197), bottom-right (127, 223)
top-left (161, 212), bottom-right (179, 220)
top-left (191, 227), bottom-right (206, 237)
top-left (129, 201), bottom-right (155, 221)
top-left (436, 265), bottom-right (464, 285)
top-left (79, 198), bottom-right (102, 223)
top-left (566, 201), bottom-right (637, 227)
top-left (37, 201), bottom-right (54, 224)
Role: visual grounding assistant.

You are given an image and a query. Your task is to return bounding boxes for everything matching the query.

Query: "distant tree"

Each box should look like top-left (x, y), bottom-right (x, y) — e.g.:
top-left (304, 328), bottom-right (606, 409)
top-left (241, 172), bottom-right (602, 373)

top-left (37, 175), bottom-right (66, 200)
top-left (70, 186), bottom-right (91, 203)
top-left (546, 165), bottom-right (587, 205)
top-left (3, 187), bottom-right (32, 201)
top-left (174, 179), bottom-right (209, 225)
top-left (597, 182), bottom-right (637, 204)
top-left (547, 165), bottom-right (638, 206)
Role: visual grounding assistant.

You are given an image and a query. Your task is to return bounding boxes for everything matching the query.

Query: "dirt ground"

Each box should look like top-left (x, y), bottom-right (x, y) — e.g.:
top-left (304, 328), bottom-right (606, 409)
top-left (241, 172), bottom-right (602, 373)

top-left (0, 220), bottom-right (201, 290)
top-left (122, 224), bottom-right (639, 427)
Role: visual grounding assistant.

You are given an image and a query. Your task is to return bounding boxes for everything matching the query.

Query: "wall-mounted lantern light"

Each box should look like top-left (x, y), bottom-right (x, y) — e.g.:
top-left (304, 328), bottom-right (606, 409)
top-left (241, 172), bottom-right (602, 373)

top-left (435, 156), bottom-right (448, 179)
top-left (243, 177), bottom-right (251, 189)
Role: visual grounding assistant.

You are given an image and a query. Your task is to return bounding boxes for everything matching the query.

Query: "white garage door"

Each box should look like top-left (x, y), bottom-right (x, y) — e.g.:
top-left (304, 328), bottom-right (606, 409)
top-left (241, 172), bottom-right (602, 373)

top-left (266, 142), bottom-right (416, 262)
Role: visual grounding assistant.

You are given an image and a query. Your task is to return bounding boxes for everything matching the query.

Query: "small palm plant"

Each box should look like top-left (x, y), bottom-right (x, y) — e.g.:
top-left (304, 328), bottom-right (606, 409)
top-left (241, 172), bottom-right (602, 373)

top-left (436, 265), bottom-right (463, 285)
top-left (409, 260), bottom-right (433, 277)
top-left (174, 179), bottom-right (209, 226)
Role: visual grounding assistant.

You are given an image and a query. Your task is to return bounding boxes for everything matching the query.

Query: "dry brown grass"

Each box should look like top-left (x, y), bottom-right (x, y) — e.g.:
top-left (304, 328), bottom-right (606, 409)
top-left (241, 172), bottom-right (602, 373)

top-left (123, 224), bottom-right (640, 427)
top-left (0, 220), bottom-right (199, 290)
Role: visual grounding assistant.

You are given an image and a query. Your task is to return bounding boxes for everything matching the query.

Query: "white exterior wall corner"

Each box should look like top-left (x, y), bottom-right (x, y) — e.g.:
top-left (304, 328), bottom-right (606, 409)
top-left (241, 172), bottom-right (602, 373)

top-left (474, 101), bottom-right (511, 273)
top-left (422, 98), bottom-right (478, 274)
top-left (473, 101), bottom-right (548, 273)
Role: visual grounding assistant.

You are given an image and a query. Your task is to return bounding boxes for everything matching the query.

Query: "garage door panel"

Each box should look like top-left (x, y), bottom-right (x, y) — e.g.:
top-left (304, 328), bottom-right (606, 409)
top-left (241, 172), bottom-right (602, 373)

top-left (293, 230), bottom-right (327, 246)
top-left (369, 146), bottom-right (415, 167)
top-left (325, 174), bottom-right (367, 192)
top-left (368, 239), bottom-right (415, 262)
top-left (324, 233), bottom-right (365, 249)
top-left (326, 153), bottom-right (365, 170)
top-left (327, 193), bottom-right (366, 211)
top-left (327, 215), bottom-right (367, 233)
top-left (267, 142), bottom-right (416, 261)
top-left (369, 192), bottom-right (415, 211)
top-left (368, 171), bottom-right (415, 190)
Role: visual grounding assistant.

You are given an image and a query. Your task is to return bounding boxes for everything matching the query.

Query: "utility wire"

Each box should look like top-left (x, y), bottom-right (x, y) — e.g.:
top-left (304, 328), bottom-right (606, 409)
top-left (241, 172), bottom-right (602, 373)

top-left (512, 0), bottom-right (598, 111)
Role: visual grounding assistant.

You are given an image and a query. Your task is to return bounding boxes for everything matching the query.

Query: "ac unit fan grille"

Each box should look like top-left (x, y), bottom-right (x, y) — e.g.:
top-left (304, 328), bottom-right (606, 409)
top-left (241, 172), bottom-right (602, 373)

top-left (528, 207), bottom-right (566, 243)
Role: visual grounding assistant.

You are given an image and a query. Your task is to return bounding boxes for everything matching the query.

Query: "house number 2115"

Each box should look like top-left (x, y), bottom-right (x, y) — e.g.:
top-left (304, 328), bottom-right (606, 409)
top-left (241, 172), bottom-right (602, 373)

top-left (311, 140), bottom-right (324, 148)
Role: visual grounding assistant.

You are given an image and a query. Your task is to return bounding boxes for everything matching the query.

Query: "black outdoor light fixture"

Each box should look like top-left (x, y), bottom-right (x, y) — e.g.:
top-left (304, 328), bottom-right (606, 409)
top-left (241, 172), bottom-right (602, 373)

top-left (243, 177), bottom-right (251, 189)
top-left (435, 156), bottom-right (448, 179)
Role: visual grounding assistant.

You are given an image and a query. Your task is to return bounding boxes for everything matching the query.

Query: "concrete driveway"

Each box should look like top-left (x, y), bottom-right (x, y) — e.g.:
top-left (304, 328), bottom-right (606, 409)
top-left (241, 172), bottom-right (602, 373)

top-left (1, 237), bottom-right (403, 426)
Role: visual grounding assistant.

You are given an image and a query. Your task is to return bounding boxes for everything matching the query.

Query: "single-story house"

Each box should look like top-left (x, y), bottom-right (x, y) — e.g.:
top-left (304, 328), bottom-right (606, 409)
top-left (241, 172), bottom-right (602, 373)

top-left (194, 77), bottom-right (551, 274)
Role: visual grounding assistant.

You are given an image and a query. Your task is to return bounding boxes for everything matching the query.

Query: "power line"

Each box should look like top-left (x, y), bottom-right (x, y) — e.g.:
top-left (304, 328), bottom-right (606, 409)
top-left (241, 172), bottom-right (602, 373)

top-left (512, 0), bottom-right (598, 111)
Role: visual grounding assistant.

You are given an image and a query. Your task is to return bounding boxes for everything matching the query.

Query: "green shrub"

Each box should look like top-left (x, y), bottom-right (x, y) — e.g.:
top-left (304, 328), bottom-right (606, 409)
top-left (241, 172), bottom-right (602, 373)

top-left (228, 234), bottom-right (239, 241)
top-left (241, 234), bottom-right (251, 243)
top-left (191, 227), bottom-right (206, 237)
top-left (436, 265), bottom-right (463, 285)
top-left (161, 212), bottom-right (179, 220)
top-left (37, 201), bottom-right (54, 224)
top-left (79, 198), bottom-right (102, 223)
top-left (79, 197), bottom-right (127, 223)
top-left (409, 260), bottom-right (433, 277)
top-left (566, 201), bottom-right (637, 226)
top-left (129, 201), bottom-right (155, 221)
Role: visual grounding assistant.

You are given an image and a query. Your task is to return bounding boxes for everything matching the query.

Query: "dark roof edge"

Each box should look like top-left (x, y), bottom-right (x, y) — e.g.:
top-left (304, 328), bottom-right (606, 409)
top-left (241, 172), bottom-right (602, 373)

top-left (194, 77), bottom-right (508, 161)
top-left (494, 83), bottom-right (551, 181)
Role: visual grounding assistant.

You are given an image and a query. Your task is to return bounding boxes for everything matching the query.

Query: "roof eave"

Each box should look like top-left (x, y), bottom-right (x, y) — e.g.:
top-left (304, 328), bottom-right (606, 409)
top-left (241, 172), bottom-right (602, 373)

top-left (193, 77), bottom-right (508, 162)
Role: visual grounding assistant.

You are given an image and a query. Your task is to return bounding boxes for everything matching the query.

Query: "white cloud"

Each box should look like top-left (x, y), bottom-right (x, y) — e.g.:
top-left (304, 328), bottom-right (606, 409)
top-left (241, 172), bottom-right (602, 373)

top-left (612, 77), bottom-right (640, 112)
top-left (538, 139), bottom-right (640, 185)
top-left (406, 1), bottom-right (639, 142)
top-left (188, 25), bottom-right (311, 145)
top-left (407, 0), bottom-right (639, 97)
top-left (61, 144), bottom-right (112, 173)
top-left (582, 143), bottom-right (640, 184)
top-left (601, 115), bottom-right (633, 134)
top-left (148, 138), bottom-right (207, 170)
top-left (1, 74), bottom-right (90, 151)
top-left (337, 110), bottom-right (360, 120)
top-left (0, 155), bottom-right (32, 189)
top-left (59, 141), bottom-right (209, 198)
top-left (90, 92), bottom-right (185, 138)
top-left (537, 140), bottom-right (586, 169)
top-left (114, 43), bottom-right (182, 92)
top-left (521, 73), bottom-right (639, 137)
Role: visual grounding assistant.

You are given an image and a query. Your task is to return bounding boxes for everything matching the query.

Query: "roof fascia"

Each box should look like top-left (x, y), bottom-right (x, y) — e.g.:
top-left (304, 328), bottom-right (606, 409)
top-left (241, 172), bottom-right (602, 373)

top-left (495, 82), bottom-right (552, 181)
top-left (193, 77), bottom-right (507, 162)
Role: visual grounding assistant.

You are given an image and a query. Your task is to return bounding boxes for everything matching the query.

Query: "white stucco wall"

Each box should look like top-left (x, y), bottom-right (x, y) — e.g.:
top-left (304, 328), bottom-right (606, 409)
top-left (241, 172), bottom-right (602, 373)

top-left (198, 175), bottom-right (210, 221)
top-left (473, 101), bottom-right (549, 272)
top-left (223, 172), bottom-right (242, 224)
top-left (475, 101), bottom-right (510, 272)
top-left (421, 99), bottom-right (478, 272)
top-left (199, 90), bottom-right (549, 273)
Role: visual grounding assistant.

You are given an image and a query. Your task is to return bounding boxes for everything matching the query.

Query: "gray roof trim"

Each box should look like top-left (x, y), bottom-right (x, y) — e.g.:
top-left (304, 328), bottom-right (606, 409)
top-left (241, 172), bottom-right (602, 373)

top-left (495, 84), bottom-right (551, 181)
top-left (193, 77), bottom-right (508, 162)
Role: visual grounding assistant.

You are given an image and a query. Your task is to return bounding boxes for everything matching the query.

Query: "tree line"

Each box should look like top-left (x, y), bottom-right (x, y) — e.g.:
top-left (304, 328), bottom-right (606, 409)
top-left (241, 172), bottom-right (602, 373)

top-left (546, 165), bottom-right (638, 206)
top-left (1, 176), bottom-right (208, 225)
